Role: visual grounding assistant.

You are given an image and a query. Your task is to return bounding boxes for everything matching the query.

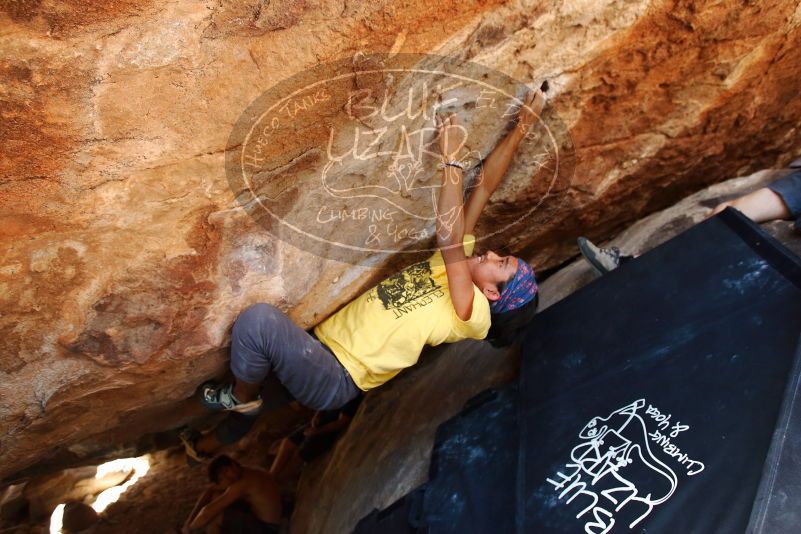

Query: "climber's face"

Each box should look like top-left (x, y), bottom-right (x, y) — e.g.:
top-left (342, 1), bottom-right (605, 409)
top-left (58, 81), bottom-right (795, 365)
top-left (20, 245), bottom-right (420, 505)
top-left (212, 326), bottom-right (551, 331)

top-left (468, 250), bottom-right (518, 302)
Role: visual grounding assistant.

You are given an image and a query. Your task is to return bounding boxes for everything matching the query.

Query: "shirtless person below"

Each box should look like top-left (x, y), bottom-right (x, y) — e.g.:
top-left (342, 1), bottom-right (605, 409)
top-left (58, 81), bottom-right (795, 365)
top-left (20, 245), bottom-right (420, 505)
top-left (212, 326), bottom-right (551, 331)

top-left (183, 455), bottom-right (282, 534)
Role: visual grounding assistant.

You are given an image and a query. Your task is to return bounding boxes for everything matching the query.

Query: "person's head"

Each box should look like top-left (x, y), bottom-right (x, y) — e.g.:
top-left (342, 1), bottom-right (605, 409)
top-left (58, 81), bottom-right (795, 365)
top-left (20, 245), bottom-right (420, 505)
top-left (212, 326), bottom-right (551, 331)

top-left (208, 455), bottom-right (242, 487)
top-left (468, 251), bottom-right (537, 310)
top-left (468, 250), bottom-right (519, 303)
top-left (61, 501), bottom-right (99, 533)
top-left (468, 250), bottom-right (539, 346)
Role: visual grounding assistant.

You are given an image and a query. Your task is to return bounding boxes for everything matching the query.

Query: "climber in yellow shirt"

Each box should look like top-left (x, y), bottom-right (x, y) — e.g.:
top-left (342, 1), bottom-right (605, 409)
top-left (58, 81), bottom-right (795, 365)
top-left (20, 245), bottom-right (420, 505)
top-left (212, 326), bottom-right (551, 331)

top-left (197, 89), bottom-right (545, 436)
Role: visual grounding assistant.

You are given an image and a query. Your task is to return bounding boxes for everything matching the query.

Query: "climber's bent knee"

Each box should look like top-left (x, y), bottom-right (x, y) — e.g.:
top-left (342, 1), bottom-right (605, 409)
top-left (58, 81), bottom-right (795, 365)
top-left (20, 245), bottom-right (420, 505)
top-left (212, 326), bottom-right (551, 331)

top-left (229, 303), bottom-right (284, 384)
top-left (228, 302), bottom-right (359, 411)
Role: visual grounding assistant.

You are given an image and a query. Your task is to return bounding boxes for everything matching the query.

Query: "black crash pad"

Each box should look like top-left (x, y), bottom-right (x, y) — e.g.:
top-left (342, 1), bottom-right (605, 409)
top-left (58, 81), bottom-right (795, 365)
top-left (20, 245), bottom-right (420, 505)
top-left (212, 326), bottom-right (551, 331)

top-left (422, 386), bottom-right (519, 533)
top-left (517, 209), bottom-right (801, 533)
top-left (353, 387), bottom-right (518, 534)
top-left (353, 209), bottom-right (801, 534)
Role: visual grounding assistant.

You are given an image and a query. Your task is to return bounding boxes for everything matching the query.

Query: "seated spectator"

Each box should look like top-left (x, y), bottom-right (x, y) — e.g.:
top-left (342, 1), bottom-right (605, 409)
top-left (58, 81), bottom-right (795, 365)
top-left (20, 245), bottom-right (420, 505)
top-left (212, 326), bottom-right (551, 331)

top-left (183, 456), bottom-right (282, 534)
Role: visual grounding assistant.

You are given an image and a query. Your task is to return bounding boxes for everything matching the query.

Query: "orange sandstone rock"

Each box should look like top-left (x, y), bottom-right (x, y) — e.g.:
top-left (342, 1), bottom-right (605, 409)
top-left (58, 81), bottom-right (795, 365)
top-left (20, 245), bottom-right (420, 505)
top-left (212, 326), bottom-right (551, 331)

top-left (1, 0), bottom-right (800, 482)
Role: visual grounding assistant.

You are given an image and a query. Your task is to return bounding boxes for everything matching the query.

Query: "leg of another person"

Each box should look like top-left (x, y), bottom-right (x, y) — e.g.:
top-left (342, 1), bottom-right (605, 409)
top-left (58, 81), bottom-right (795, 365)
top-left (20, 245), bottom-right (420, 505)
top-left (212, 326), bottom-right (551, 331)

top-left (766, 171), bottom-right (801, 220)
top-left (712, 171), bottom-right (801, 222)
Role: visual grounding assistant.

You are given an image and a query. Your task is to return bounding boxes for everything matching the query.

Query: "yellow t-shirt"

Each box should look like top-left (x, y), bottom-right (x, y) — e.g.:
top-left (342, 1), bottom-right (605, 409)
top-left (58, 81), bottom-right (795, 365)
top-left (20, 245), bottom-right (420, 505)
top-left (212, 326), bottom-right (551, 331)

top-left (314, 234), bottom-right (491, 391)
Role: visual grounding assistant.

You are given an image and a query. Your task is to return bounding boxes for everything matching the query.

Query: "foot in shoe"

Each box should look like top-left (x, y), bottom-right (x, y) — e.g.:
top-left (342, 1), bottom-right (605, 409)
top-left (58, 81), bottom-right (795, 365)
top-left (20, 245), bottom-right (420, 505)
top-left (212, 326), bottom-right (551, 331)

top-left (201, 382), bottom-right (262, 414)
top-left (577, 237), bottom-right (621, 275)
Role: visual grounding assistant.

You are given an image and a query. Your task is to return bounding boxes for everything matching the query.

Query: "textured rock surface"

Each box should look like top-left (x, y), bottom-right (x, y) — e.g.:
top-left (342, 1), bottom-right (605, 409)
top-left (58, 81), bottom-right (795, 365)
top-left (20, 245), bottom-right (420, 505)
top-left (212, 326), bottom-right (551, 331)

top-left (290, 167), bottom-right (801, 533)
top-left (3, 0), bottom-right (801, 482)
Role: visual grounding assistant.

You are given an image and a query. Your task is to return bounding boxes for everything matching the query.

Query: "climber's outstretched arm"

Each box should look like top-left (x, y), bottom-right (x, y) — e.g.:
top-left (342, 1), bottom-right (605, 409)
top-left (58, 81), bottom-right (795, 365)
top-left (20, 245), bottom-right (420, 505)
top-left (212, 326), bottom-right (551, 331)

top-left (436, 114), bottom-right (474, 321)
top-left (463, 88), bottom-right (546, 235)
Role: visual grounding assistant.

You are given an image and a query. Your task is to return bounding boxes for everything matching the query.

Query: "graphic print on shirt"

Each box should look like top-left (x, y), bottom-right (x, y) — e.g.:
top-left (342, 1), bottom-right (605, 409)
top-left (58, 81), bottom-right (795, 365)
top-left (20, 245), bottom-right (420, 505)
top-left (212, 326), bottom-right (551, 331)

top-left (374, 261), bottom-right (445, 316)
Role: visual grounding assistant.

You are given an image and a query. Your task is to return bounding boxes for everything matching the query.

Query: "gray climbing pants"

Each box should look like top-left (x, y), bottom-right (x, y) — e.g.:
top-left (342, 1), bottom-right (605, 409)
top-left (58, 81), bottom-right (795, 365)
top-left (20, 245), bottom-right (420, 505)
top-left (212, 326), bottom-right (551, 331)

top-left (230, 303), bottom-right (360, 411)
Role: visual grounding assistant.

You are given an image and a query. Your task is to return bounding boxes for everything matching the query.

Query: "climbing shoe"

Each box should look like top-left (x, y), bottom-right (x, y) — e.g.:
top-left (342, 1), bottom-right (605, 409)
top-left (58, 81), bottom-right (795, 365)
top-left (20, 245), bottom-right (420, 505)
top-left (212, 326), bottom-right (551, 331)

top-left (200, 381), bottom-right (262, 415)
top-left (577, 237), bottom-right (622, 275)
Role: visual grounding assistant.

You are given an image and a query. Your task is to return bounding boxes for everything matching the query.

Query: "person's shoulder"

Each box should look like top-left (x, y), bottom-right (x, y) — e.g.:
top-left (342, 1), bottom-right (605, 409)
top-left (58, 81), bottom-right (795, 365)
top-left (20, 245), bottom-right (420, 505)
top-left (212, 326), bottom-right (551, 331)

top-left (238, 469), bottom-right (275, 496)
top-left (243, 467), bottom-right (274, 484)
top-left (472, 285), bottom-right (491, 317)
top-left (466, 285), bottom-right (492, 331)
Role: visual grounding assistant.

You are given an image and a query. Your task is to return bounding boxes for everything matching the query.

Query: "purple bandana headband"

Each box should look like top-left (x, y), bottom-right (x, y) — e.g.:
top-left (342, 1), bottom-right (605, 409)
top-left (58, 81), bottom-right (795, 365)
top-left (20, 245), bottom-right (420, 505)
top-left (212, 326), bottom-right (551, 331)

top-left (490, 258), bottom-right (538, 313)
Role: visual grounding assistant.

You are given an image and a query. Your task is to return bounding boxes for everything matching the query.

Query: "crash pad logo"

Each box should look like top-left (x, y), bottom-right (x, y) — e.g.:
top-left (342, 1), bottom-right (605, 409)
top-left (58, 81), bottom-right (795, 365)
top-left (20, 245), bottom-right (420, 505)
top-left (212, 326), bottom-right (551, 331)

top-left (374, 261), bottom-right (442, 310)
top-left (545, 399), bottom-right (705, 533)
top-left (226, 53), bottom-right (574, 264)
